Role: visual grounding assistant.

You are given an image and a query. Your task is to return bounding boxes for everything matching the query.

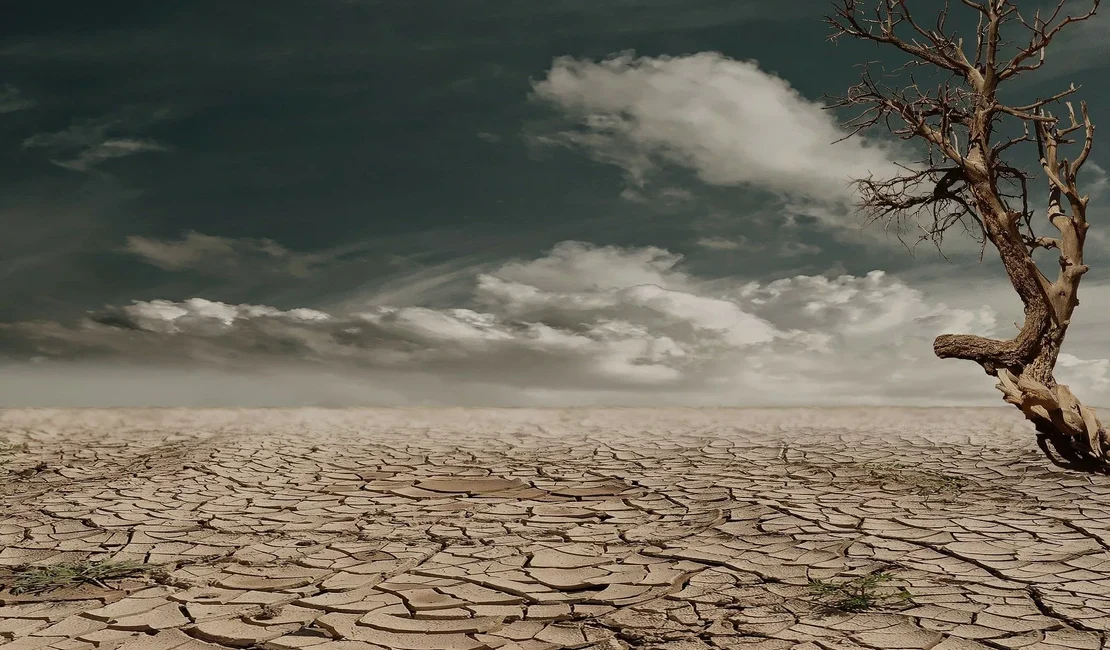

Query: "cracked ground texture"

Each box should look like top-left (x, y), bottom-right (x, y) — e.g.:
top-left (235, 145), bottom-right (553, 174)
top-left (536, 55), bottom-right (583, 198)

top-left (1, 408), bottom-right (1110, 650)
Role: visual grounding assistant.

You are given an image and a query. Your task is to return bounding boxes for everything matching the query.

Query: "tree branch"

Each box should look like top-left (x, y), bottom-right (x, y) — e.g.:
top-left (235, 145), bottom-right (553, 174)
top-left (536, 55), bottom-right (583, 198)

top-left (827, 0), bottom-right (975, 75)
top-left (1000, 0), bottom-right (1101, 81)
top-left (827, 0), bottom-right (1106, 465)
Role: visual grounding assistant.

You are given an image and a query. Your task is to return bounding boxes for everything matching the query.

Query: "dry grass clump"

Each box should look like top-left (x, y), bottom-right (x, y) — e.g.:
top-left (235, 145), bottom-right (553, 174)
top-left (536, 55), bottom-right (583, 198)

top-left (7, 560), bottom-right (152, 595)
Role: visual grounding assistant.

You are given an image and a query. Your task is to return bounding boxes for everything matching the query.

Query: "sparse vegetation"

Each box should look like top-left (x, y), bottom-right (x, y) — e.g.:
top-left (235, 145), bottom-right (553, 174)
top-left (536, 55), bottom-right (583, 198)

top-left (862, 462), bottom-right (969, 496)
top-left (7, 560), bottom-right (152, 595)
top-left (808, 571), bottom-right (913, 612)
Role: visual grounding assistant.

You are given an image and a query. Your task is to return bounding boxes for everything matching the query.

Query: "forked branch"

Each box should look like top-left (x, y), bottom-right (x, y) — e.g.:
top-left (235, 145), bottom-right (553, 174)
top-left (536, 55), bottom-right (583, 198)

top-left (826, 0), bottom-right (1107, 468)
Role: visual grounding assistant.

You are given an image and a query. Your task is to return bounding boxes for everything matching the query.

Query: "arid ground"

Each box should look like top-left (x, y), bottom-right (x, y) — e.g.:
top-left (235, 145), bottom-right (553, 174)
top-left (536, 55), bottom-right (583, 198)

top-left (1, 407), bottom-right (1109, 650)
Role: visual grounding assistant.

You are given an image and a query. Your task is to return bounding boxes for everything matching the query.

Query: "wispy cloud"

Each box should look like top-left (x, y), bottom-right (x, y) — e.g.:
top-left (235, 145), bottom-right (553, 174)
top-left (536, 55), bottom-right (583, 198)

top-left (9, 240), bottom-right (1102, 407)
top-left (1088, 162), bottom-right (1108, 202)
top-left (123, 231), bottom-right (329, 278)
top-left (0, 85), bottom-right (36, 114)
top-left (1029, 13), bottom-right (1110, 80)
top-left (22, 110), bottom-right (173, 172)
top-left (55, 138), bottom-right (169, 172)
top-left (697, 235), bottom-right (820, 258)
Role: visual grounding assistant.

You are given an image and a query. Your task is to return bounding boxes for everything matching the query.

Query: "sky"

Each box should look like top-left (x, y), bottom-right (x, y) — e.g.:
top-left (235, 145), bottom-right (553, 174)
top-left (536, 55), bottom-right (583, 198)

top-left (1, 0), bottom-right (1109, 407)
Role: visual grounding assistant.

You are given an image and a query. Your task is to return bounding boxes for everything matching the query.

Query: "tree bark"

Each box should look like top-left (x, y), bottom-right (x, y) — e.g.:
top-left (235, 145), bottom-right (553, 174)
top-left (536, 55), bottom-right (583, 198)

top-left (931, 245), bottom-right (1108, 467)
top-left (826, 0), bottom-right (1105, 470)
top-left (933, 184), bottom-right (1107, 468)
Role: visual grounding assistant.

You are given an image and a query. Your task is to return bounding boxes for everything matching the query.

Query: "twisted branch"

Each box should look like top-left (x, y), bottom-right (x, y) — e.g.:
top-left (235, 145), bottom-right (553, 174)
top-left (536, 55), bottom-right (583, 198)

top-left (827, 0), bottom-right (1107, 467)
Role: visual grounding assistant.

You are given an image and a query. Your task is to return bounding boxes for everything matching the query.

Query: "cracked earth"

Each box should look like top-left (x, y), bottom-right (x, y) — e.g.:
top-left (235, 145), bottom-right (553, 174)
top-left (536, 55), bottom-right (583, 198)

top-left (2, 407), bottom-right (1110, 650)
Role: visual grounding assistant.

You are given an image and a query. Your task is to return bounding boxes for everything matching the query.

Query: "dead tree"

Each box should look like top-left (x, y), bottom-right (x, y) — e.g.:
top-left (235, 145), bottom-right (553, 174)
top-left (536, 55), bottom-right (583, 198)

top-left (827, 0), bottom-right (1106, 468)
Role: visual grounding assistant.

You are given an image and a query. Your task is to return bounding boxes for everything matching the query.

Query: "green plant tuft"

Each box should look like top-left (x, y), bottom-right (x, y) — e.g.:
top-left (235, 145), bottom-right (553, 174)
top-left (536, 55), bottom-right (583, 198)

top-left (808, 570), bottom-right (913, 612)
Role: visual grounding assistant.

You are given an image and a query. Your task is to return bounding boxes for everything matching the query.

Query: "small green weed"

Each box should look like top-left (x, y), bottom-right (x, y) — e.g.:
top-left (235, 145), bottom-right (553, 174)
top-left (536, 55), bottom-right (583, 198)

top-left (808, 571), bottom-right (913, 612)
top-left (8, 560), bottom-right (152, 595)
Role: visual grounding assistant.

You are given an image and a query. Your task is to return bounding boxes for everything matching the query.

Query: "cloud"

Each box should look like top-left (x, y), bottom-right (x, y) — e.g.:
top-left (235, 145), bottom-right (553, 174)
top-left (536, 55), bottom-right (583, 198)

top-left (0, 85), bottom-right (35, 113)
top-left (1088, 162), bottom-right (1108, 202)
top-left (696, 236), bottom-right (745, 251)
top-left (22, 111), bottom-right (172, 171)
top-left (123, 231), bottom-right (328, 278)
top-left (335, 257), bottom-right (494, 309)
top-left (53, 139), bottom-right (169, 172)
top-left (696, 235), bottom-right (820, 258)
top-left (530, 52), bottom-right (899, 207)
top-left (1057, 352), bottom-right (1110, 393)
top-left (1023, 13), bottom-right (1110, 81)
top-left (7, 239), bottom-right (1104, 408)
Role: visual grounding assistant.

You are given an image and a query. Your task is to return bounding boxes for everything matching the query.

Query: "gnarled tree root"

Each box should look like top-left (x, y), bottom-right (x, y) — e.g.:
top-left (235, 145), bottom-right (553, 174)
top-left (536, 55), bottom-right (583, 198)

top-left (993, 368), bottom-right (1109, 471)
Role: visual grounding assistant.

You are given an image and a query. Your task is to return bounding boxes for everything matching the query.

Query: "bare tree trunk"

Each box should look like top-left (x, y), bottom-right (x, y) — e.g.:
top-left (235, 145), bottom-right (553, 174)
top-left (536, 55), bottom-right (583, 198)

top-left (826, 0), bottom-right (1106, 470)
top-left (933, 178), bottom-right (1107, 467)
top-left (1025, 329), bottom-right (1063, 388)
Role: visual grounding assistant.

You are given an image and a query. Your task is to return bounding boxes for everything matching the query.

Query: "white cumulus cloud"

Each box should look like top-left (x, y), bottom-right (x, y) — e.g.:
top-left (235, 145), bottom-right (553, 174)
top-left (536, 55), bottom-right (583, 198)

top-left (6, 240), bottom-right (1105, 408)
top-left (531, 52), bottom-right (900, 207)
